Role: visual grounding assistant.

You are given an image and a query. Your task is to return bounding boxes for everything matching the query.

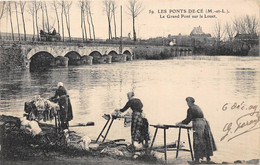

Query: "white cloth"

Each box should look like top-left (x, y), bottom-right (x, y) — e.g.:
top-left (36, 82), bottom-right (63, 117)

top-left (28, 121), bottom-right (42, 136)
top-left (20, 117), bottom-right (42, 136)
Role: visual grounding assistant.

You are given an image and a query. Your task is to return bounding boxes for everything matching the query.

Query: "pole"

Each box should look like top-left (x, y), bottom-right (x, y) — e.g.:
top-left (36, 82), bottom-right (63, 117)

top-left (120, 5), bottom-right (122, 54)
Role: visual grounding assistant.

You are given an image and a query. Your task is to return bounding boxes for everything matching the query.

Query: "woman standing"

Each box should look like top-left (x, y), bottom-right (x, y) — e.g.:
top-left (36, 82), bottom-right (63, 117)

top-left (52, 82), bottom-right (73, 130)
top-left (119, 92), bottom-right (150, 149)
top-left (177, 97), bottom-right (216, 164)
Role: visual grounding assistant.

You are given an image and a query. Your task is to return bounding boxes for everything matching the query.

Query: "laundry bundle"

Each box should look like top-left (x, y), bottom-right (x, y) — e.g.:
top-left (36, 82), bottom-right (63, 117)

top-left (20, 117), bottom-right (42, 136)
top-left (24, 95), bottom-right (59, 122)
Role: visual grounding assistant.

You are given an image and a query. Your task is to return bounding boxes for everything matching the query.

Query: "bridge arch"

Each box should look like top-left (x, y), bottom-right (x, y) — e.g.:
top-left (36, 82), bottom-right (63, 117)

top-left (89, 51), bottom-right (103, 64)
top-left (108, 50), bottom-right (118, 55)
top-left (123, 50), bottom-right (132, 61)
top-left (27, 47), bottom-right (59, 60)
top-left (122, 48), bottom-right (132, 55)
top-left (65, 51), bottom-right (81, 65)
top-left (123, 50), bottom-right (131, 55)
top-left (29, 51), bottom-right (55, 71)
top-left (108, 50), bottom-right (121, 62)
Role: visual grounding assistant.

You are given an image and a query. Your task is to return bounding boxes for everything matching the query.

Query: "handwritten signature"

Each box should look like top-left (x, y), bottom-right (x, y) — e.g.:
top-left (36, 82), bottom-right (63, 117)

top-left (220, 111), bottom-right (260, 142)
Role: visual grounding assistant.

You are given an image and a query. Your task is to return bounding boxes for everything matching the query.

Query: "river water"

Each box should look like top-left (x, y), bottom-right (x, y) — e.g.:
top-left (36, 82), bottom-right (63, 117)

top-left (0, 56), bottom-right (259, 162)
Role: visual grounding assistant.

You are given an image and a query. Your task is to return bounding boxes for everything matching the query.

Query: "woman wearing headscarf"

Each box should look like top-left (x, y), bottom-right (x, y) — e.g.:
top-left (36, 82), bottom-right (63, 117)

top-left (119, 92), bottom-right (150, 149)
top-left (177, 97), bottom-right (216, 164)
top-left (52, 82), bottom-right (73, 130)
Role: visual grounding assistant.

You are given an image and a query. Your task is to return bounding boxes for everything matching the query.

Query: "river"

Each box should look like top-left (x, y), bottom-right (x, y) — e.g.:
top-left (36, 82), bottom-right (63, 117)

top-left (0, 56), bottom-right (259, 162)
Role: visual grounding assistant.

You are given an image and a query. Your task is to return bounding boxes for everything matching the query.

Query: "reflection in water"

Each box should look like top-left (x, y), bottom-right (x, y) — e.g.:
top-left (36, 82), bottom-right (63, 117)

top-left (234, 69), bottom-right (257, 98)
top-left (0, 56), bottom-right (259, 162)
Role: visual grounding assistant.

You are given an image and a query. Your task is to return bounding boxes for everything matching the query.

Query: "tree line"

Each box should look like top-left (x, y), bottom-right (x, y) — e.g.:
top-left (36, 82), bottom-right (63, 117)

top-left (196, 14), bottom-right (259, 56)
top-left (0, 0), bottom-right (144, 42)
top-left (212, 15), bottom-right (259, 42)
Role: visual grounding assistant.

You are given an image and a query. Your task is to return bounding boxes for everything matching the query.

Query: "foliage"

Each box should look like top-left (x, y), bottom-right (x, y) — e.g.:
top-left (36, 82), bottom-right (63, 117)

top-left (194, 39), bottom-right (259, 56)
top-left (134, 46), bottom-right (178, 60)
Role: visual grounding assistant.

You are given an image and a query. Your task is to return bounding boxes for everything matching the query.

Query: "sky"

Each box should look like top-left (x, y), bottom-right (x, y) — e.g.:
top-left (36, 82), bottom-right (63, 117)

top-left (0, 0), bottom-right (259, 39)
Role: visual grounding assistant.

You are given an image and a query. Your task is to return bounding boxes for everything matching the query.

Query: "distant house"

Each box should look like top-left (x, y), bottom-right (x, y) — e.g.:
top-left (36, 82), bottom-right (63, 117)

top-left (234, 33), bottom-right (258, 42)
top-left (166, 26), bottom-right (215, 47)
top-left (234, 33), bottom-right (258, 49)
top-left (141, 26), bottom-right (215, 47)
top-left (189, 26), bottom-right (215, 47)
top-left (190, 26), bottom-right (211, 37)
top-left (167, 34), bottom-right (192, 46)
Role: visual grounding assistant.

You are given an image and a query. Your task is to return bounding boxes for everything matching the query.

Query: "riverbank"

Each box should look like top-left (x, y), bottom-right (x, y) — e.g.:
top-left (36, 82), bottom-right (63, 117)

top-left (1, 115), bottom-right (259, 164)
top-left (0, 115), bottom-right (160, 164)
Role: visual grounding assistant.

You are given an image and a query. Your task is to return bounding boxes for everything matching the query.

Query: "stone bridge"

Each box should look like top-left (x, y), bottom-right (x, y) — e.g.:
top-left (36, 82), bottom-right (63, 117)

top-left (14, 42), bottom-right (193, 70)
top-left (20, 43), bottom-right (134, 69)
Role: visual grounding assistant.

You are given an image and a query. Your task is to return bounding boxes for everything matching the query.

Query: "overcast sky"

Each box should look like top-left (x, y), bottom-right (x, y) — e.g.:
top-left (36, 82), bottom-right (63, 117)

top-left (0, 0), bottom-right (259, 39)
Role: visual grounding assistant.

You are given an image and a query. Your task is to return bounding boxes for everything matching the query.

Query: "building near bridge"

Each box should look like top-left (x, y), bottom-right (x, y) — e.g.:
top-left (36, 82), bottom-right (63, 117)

top-left (144, 26), bottom-right (215, 47)
top-left (167, 26), bottom-right (215, 47)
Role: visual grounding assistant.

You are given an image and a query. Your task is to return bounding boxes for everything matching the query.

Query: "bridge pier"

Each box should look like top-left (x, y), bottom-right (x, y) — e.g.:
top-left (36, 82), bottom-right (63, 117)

top-left (126, 54), bottom-right (133, 61)
top-left (172, 50), bottom-right (176, 57)
top-left (97, 56), bottom-right (107, 64)
top-left (121, 54), bottom-right (127, 62)
top-left (185, 50), bottom-right (188, 56)
top-left (106, 55), bottom-right (112, 64)
top-left (177, 51), bottom-right (180, 56)
top-left (82, 56), bottom-right (93, 65)
top-left (55, 56), bottom-right (69, 67)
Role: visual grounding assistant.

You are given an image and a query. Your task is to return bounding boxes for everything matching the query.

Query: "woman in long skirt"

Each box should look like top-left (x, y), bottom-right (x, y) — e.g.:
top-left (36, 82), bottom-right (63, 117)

top-left (177, 97), bottom-right (216, 164)
top-left (119, 92), bottom-right (150, 149)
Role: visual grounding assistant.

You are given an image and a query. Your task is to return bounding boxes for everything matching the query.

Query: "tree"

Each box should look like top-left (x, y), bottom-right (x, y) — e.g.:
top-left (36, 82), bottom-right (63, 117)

top-left (86, 0), bottom-right (95, 41)
top-left (243, 15), bottom-right (259, 34)
top-left (19, 0), bottom-right (26, 41)
top-left (33, 1), bottom-right (41, 41)
top-left (126, 0), bottom-right (144, 41)
top-left (85, 2), bottom-right (92, 40)
top-left (27, 2), bottom-right (35, 41)
top-left (44, 1), bottom-right (50, 33)
top-left (40, 1), bottom-right (45, 32)
top-left (8, 2), bottom-right (14, 41)
top-left (212, 21), bottom-right (225, 45)
top-left (52, 1), bottom-right (60, 34)
top-left (232, 15), bottom-right (259, 50)
top-left (0, 1), bottom-right (7, 39)
top-left (233, 15), bottom-right (259, 35)
top-left (83, 1), bottom-right (87, 41)
top-left (63, 0), bottom-right (72, 42)
top-left (104, 0), bottom-right (113, 40)
top-left (61, 1), bottom-right (64, 41)
top-left (225, 22), bottom-right (235, 41)
top-left (79, 0), bottom-right (86, 41)
top-left (14, 2), bottom-right (20, 41)
top-left (0, 1), bottom-right (6, 20)
top-left (232, 17), bottom-right (243, 34)
top-left (111, 0), bottom-right (117, 38)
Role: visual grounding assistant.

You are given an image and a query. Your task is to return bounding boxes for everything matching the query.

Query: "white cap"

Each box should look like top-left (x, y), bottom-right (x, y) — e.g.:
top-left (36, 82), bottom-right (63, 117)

top-left (57, 82), bottom-right (64, 87)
